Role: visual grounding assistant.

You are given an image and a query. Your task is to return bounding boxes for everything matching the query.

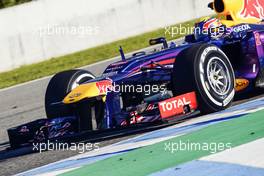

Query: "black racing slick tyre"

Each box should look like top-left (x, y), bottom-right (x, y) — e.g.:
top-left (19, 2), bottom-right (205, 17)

top-left (45, 69), bottom-right (95, 119)
top-left (172, 44), bottom-right (235, 114)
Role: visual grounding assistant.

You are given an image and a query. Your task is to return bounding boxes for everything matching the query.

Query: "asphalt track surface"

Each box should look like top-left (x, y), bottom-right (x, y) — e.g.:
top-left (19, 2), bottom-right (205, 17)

top-left (0, 41), bottom-right (264, 176)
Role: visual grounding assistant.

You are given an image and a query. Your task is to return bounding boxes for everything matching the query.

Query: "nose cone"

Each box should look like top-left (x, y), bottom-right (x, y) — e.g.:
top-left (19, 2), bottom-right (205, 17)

top-left (63, 80), bottom-right (112, 104)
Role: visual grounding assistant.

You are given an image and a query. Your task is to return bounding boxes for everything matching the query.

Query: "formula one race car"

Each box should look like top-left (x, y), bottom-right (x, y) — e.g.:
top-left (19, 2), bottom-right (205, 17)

top-left (7, 0), bottom-right (264, 148)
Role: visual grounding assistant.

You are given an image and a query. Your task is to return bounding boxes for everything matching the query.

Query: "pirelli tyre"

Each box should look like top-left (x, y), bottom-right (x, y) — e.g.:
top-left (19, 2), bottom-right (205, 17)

top-left (172, 44), bottom-right (235, 114)
top-left (45, 69), bottom-right (95, 119)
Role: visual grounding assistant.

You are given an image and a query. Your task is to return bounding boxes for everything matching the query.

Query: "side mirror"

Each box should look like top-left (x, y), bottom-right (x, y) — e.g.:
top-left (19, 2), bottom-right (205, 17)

top-left (208, 2), bottom-right (214, 10)
top-left (149, 37), bottom-right (168, 49)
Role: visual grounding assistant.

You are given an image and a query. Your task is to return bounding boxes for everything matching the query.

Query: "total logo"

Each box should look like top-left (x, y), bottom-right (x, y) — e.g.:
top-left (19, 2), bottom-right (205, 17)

top-left (158, 92), bottom-right (198, 119)
top-left (159, 98), bottom-right (190, 111)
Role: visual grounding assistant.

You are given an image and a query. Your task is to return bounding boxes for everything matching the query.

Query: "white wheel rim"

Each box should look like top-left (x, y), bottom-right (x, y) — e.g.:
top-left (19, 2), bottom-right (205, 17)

top-left (206, 57), bottom-right (231, 96)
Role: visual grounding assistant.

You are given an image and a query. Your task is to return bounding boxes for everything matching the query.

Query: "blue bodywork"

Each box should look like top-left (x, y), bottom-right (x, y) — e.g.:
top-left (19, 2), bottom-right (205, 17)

top-left (89, 23), bottom-right (264, 129)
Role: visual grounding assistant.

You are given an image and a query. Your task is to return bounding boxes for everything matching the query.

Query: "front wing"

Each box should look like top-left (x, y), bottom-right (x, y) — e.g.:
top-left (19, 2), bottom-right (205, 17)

top-left (7, 92), bottom-right (198, 149)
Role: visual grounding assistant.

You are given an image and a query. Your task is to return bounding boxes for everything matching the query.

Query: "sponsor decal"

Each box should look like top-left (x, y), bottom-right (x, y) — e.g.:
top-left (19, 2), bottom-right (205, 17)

top-left (106, 65), bottom-right (124, 72)
top-left (102, 71), bottom-right (118, 77)
top-left (254, 32), bottom-right (262, 46)
top-left (146, 104), bottom-right (155, 111)
top-left (69, 93), bottom-right (82, 99)
top-left (223, 89), bottom-right (235, 106)
top-left (232, 24), bottom-right (251, 33)
top-left (235, 79), bottom-right (249, 92)
top-left (240, 0), bottom-right (264, 19)
top-left (110, 61), bottom-right (127, 67)
top-left (96, 80), bottom-right (113, 94)
top-left (158, 92), bottom-right (197, 119)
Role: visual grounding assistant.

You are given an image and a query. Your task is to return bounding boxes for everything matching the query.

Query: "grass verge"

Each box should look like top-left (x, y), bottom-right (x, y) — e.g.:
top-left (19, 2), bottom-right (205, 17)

top-left (0, 19), bottom-right (198, 89)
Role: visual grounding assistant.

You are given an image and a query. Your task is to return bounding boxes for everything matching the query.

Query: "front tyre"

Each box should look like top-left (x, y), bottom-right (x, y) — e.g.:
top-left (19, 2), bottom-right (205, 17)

top-left (45, 69), bottom-right (95, 119)
top-left (172, 44), bottom-right (235, 114)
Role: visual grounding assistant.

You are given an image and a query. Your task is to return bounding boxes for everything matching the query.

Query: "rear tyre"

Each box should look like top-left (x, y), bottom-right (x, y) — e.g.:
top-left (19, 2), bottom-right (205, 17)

top-left (172, 44), bottom-right (235, 114)
top-left (45, 69), bottom-right (95, 119)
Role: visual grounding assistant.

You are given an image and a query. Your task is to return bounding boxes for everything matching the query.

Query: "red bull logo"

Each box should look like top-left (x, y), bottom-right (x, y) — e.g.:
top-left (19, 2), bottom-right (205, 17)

top-left (240, 0), bottom-right (264, 19)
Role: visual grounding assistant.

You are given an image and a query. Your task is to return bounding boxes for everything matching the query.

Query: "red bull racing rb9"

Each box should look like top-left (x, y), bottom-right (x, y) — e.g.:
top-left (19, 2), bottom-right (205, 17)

top-left (7, 0), bottom-right (264, 149)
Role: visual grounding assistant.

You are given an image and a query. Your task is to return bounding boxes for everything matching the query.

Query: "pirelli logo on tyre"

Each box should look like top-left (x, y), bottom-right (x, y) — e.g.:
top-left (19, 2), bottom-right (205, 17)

top-left (158, 92), bottom-right (198, 119)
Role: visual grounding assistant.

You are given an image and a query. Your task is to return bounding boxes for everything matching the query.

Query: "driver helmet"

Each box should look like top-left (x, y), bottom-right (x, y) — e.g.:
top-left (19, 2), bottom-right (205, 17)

top-left (194, 17), bottom-right (225, 40)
